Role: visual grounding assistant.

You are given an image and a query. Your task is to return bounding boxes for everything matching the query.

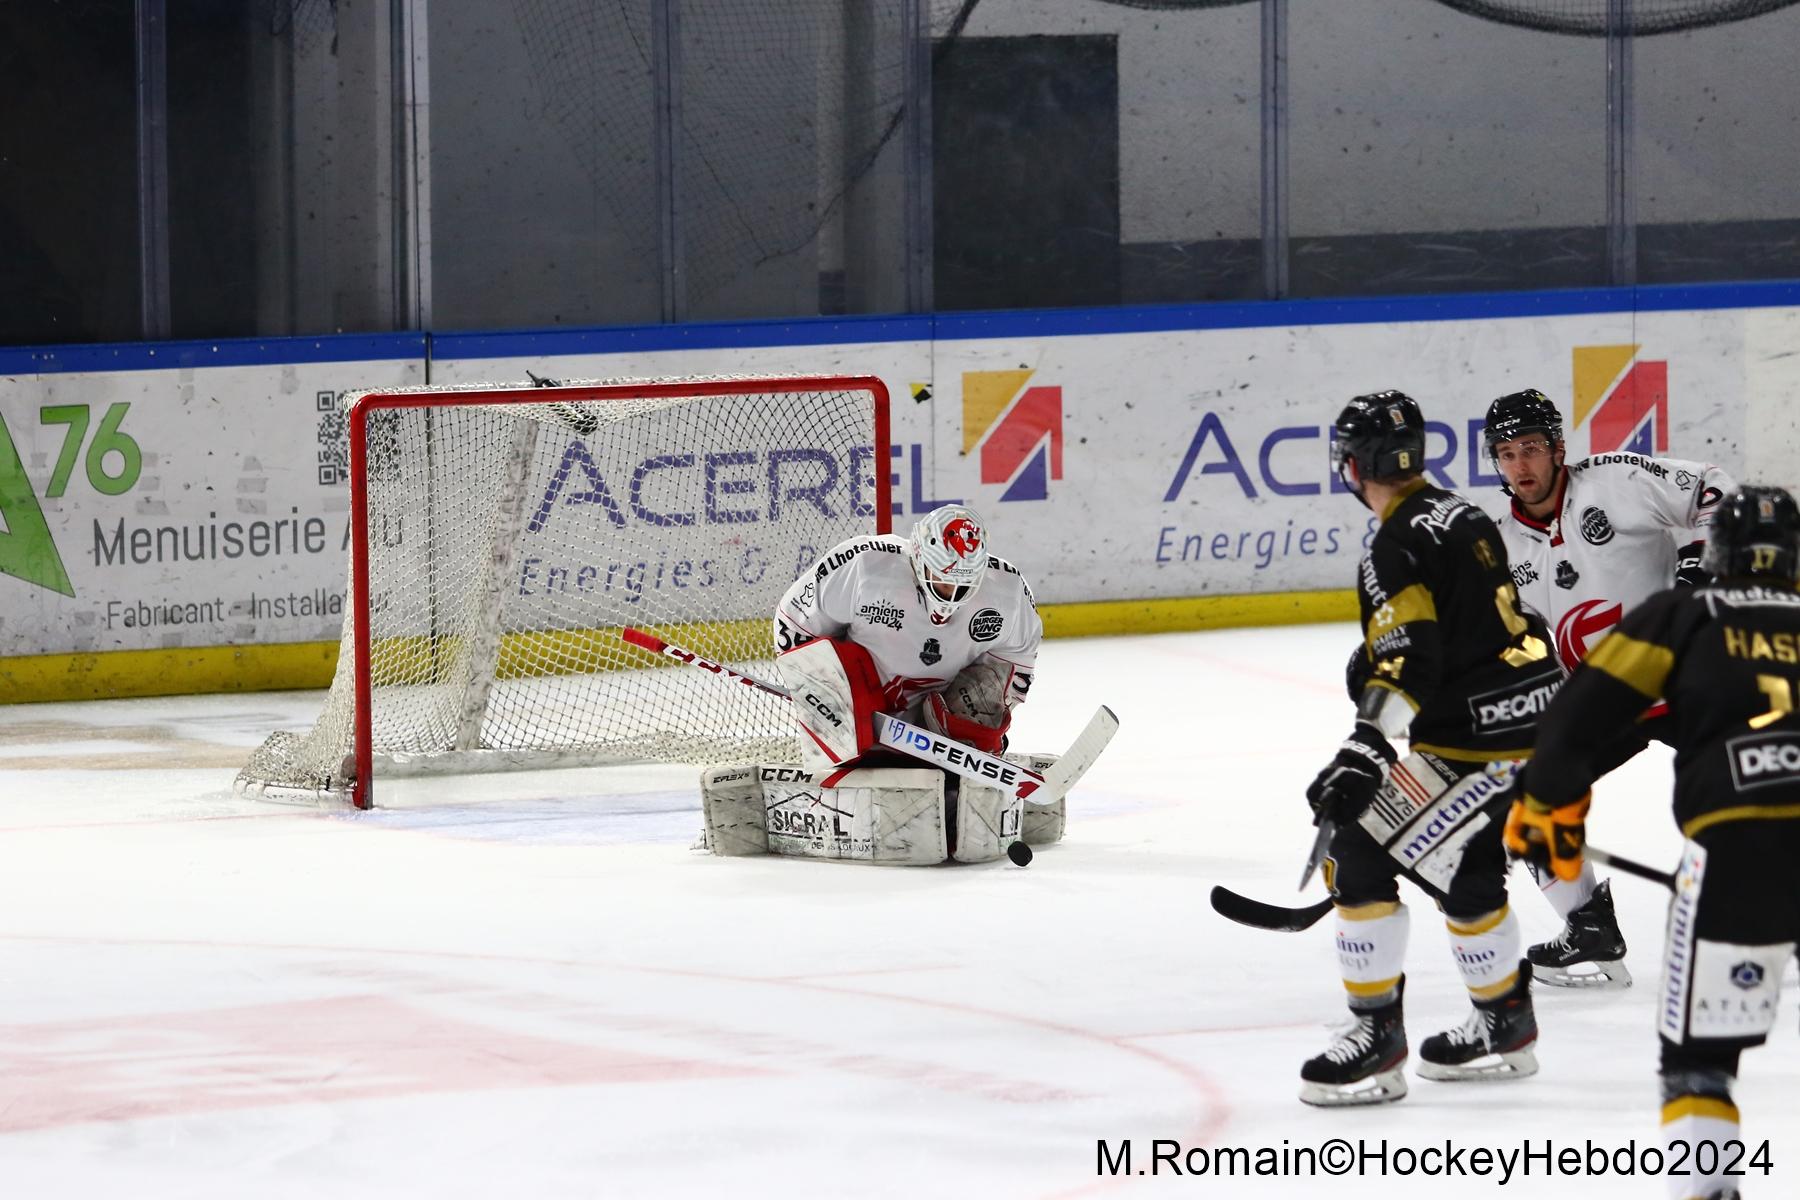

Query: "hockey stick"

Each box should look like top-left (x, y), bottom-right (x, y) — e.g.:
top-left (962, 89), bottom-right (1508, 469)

top-left (1210, 886), bottom-right (1335, 933)
top-left (1297, 818), bottom-right (1335, 890)
top-left (1588, 846), bottom-right (1676, 891)
top-left (1210, 843), bottom-right (1677, 935)
top-left (620, 627), bottom-right (1115, 804)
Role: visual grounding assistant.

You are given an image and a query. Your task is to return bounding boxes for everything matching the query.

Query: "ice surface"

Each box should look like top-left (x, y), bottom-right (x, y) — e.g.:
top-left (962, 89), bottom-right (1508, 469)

top-left (0, 624), bottom-right (1793, 1198)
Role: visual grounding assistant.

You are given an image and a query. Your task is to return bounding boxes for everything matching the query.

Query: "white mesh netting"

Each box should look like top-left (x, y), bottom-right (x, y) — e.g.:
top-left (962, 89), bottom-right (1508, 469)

top-left (236, 376), bottom-right (884, 804)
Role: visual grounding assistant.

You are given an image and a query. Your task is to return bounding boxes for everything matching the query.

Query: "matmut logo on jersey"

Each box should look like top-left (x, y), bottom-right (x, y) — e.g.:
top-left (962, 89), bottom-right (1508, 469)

top-left (953, 369), bottom-right (1064, 502)
top-left (1572, 344), bottom-right (1669, 456)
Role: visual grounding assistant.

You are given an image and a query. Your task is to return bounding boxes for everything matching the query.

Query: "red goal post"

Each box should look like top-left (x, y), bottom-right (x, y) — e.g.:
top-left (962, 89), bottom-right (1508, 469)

top-left (236, 374), bottom-right (891, 808)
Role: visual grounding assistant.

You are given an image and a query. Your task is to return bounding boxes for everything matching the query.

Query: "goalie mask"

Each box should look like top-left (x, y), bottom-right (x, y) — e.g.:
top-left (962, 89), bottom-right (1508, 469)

top-left (1330, 390), bottom-right (1425, 504)
top-left (910, 504), bottom-right (989, 625)
top-left (1702, 485), bottom-right (1800, 584)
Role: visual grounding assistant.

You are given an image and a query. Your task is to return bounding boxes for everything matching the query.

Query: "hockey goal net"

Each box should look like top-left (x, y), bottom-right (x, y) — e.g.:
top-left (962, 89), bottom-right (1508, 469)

top-left (235, 374), bottom-right (890, 808)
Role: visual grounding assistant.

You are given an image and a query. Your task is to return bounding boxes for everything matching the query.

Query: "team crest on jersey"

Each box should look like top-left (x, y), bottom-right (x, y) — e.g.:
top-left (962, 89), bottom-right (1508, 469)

top-left (1579, 506), bottom-right (1615, 545)
top-left (1555, 599), bottom-right (1623, 670)
top-left (920, 638), bottom-right (943, 665)
top-left (1554, 560), bottom-right (1579, 590)
top-left (968, 608), bottom-right (1003, 642)
top-left (857, 601), bottom-right (905, 631)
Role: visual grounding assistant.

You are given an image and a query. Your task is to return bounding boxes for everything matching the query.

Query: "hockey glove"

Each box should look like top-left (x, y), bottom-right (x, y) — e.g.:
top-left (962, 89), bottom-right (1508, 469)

top-left (1503, 791), bottom-right (1590, 883)
top-left (1674, 540), bottom-right (1711, 588)
top-left (1305, 722), bottom-right (1395, 827)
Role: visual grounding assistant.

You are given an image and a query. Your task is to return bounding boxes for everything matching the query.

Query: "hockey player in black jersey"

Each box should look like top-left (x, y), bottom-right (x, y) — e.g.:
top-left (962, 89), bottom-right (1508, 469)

top-left (1507, 484), bottom-right (1800, 1200)
top-left (1298, 390), bottom-right (1563, 1106)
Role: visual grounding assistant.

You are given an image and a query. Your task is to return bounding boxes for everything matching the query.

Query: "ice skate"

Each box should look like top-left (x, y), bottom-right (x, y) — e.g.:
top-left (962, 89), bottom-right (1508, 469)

top-left (1418, 962), bottom-right (1538, 1081)
top-left (1529, 879), bottom-right (1631, 989)
top-left (1300, 981), bottom-right (1408, 1107)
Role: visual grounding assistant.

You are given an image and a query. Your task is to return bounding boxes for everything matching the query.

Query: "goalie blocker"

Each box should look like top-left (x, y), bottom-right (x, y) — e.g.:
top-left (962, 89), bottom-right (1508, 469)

top-left (698, 754), bottom-right (1067, 865)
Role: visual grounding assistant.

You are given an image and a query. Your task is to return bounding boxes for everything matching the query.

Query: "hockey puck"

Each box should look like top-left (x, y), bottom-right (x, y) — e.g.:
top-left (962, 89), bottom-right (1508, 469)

top-left (1007, 840), bottom-right (1033, 867)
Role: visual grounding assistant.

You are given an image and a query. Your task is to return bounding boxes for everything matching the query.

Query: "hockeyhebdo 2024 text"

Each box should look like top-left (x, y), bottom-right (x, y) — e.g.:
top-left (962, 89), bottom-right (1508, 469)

top-left (1095, 1135), bottom-right (1774, 1184)
top-left (1155, 413), bottom-right (1503, 571)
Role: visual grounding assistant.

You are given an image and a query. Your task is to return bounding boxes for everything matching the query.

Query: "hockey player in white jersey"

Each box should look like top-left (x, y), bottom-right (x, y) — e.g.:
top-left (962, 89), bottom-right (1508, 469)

top-left (773, 503), bottom-right (1042, 774)
top-left (1484, 388), bottom-right (1734, 987)
top-left (695, 504), bottom-right (1049, 865)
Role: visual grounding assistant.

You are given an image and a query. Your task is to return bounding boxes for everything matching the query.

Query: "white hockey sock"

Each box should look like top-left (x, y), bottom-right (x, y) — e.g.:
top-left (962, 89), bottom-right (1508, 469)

top-left (1661, 1096), bottom-right (1739, 1200)
top-left (1335, 901), bottom-right (1409, 1008)
top-left (1445, 906), bottom-right (1522, 1000)
top-left (1534, 856), bottom-right (1599, 919)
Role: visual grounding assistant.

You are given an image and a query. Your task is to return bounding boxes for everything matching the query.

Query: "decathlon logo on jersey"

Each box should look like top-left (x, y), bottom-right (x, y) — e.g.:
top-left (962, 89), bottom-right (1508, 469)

top-left (1469, 678), bottom-right (1560, 734)
top-left (1727, 732), bottom-right (1800, 790)
top-left (950, 370), bottom-right (1063, 502)
top-left (1572, 344), bottom-right (1670, 456)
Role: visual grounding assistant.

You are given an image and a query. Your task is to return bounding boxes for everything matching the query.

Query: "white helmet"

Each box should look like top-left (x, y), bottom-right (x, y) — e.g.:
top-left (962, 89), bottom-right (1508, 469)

top-left (909, 504), bottom-right (989, 625)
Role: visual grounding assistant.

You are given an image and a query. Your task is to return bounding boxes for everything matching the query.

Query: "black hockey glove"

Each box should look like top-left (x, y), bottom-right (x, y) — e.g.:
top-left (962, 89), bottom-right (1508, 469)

top-left (1674, 541), bottom-right (1710, 588)
top-left (1305, 722), bottom-right (1395, 827)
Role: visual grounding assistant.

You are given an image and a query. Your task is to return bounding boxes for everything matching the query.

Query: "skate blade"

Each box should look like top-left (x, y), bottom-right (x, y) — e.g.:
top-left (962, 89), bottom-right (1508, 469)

top-left (1299, 1068), bottom-right (1407, 1107)
top-left (1416, 1047), bottom-right (1537, 1082)
top-left (1535, 960), bottom-right (1631, 990)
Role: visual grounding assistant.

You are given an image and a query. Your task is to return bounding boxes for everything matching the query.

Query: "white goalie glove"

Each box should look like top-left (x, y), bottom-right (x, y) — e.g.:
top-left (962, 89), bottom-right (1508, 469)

top-left (921, 660), bottom-right (1013, 754)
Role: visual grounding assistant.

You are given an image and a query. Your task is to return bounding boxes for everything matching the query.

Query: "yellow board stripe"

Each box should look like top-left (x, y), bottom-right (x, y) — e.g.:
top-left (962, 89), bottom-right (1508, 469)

top-left (0, 589), bottom-right (1362, 704)
top-left (1586, 631), bottom-right (1675, 699)
top-left (1661, 1095), bottom-right (1740, 1124)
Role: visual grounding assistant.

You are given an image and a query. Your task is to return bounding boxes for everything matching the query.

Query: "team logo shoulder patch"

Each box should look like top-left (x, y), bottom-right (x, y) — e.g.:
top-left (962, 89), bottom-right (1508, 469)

top-left (1579, 506), bottom-right (1615, 546)
top-left (920, 638), bottom-right (943, 666)
top-left (968, 608), bottom-right (1003, 642)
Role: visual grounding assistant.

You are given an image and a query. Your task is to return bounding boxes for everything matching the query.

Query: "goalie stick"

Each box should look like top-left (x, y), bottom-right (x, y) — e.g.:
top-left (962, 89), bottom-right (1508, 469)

top-left (1209, 843), bottom-right (1676, 933)
top-left (620, 626), bottom-right (1116, 804)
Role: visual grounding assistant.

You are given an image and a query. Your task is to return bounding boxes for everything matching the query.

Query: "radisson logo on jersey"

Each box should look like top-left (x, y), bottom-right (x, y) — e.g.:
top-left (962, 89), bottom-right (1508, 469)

top-left (1572, 344), bottom-right (1669, 456)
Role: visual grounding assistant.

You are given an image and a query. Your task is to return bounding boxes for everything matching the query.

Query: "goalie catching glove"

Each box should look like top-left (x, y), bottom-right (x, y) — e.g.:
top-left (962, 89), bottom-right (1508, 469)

top-left (1305, 721), bottom-right (1395, 826)
top-left (920, 660), bottom-right (1013, 754)
top-left (1503, 790), bottom-right (1589, 883)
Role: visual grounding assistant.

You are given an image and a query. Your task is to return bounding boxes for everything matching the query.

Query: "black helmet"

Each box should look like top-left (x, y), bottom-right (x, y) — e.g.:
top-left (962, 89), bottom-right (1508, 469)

top-left (1331, 390), bottom-right (1426, 489)
top-left (1483, 389), bottom-right (1563, 455)
top-left (1702, 485), bottom-right (1800, 583)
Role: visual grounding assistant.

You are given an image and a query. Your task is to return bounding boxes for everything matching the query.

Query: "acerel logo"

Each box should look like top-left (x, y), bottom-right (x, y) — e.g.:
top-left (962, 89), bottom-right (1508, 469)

top-left (1573, 345), bottom-right (1668, 456)
top-left (960, 369), bottom-right (1063, 502)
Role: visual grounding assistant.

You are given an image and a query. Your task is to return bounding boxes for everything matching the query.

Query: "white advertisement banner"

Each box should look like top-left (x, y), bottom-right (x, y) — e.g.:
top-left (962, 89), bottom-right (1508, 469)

top-left (0, 301), bottom-right (1784, 680)
top-left (437, 306), bottom-right (1756, 603)
top-left (0, 350), bottom-right (424, 659)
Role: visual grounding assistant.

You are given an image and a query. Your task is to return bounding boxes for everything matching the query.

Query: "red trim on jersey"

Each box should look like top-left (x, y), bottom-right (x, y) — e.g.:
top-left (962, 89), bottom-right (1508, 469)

top-left (1510, 469), bottom-right (1569, 545)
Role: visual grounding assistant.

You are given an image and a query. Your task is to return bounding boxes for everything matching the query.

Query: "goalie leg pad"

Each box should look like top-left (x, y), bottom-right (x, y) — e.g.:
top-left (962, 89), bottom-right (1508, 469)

top-left (699, 764), bottom-right (771, 856)
top-left (951, 778), bottom-right (1024, 863)
top-left (759, 765), bottom-right (947, 865)
top-left (1011, 753), bottom-right (1066, 845)
top-left (777, 638), bottom-right (886, 774)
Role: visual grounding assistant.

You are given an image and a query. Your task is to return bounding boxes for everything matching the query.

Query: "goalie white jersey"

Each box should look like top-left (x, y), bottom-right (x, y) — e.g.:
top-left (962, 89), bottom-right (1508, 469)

top-left (1497, 452), bottom-right (1732, 669)
top-left (774, 534), bottom-right (1042, 721)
